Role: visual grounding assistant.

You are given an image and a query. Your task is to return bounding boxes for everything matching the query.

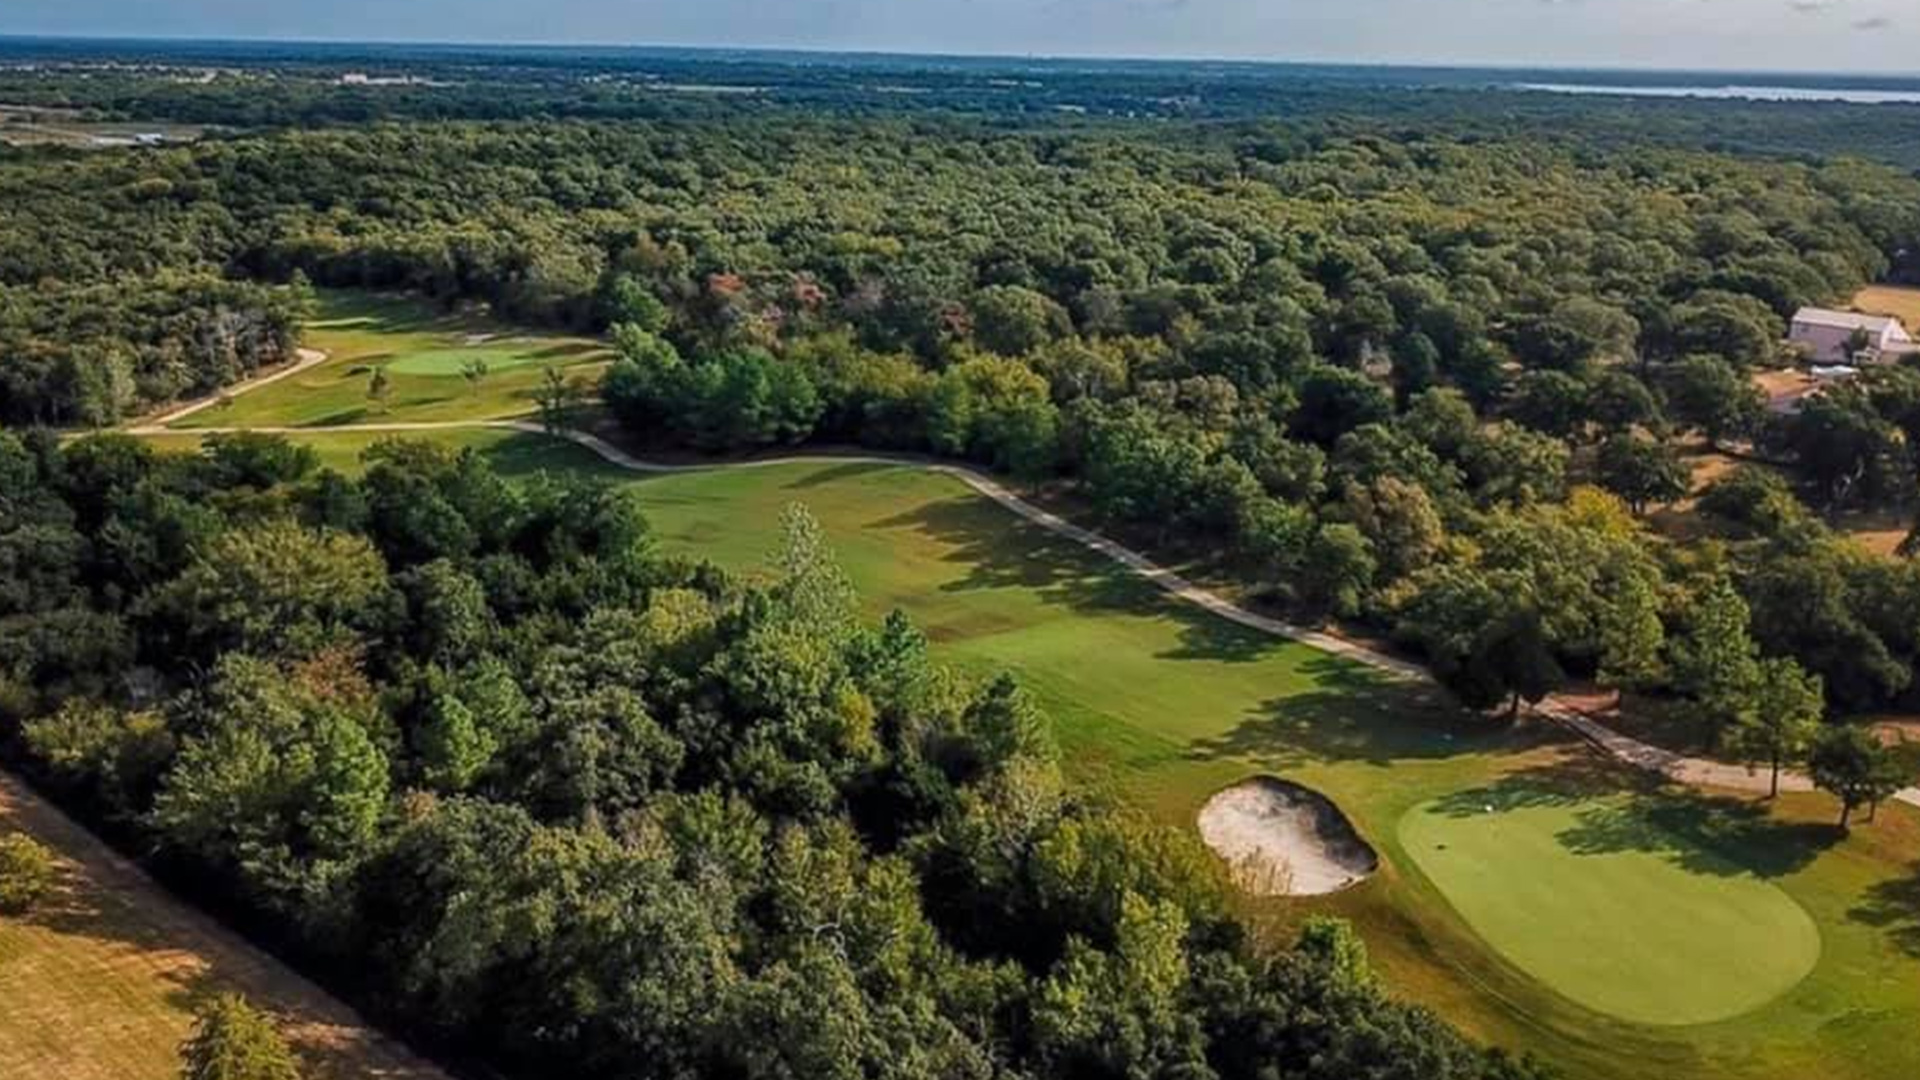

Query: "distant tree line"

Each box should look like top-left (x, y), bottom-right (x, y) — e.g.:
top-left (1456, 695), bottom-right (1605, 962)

top-left (8, 48), bottom-right (1920, 168)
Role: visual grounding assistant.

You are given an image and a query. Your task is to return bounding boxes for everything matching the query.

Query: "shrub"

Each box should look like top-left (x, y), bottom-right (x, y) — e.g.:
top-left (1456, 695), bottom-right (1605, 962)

top-left (0, 832), bottom-right (58, 913)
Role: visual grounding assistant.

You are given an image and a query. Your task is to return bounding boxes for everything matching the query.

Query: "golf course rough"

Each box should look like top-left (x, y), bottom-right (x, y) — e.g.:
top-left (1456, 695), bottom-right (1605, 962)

top-left (1398, 792), bottom-right (1822, 1027)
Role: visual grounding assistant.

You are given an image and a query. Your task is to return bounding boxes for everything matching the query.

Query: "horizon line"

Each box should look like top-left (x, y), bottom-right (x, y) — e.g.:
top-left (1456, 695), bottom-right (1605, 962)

top-left (3, 30), bottom-right (1920, 82)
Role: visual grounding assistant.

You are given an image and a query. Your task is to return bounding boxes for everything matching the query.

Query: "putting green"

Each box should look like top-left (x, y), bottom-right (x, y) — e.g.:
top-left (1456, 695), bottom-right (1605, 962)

top-left (384, 342), bottom-right (571, 376)
top-left (1399, 791), bottom-right (1821, 1026)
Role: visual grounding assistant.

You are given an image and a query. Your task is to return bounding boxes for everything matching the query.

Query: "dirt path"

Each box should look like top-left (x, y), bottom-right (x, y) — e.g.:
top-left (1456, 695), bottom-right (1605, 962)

top-left (0, 772), bottom-right (450, 1080)
top-left (148, 416), bottom-right (1920, 810)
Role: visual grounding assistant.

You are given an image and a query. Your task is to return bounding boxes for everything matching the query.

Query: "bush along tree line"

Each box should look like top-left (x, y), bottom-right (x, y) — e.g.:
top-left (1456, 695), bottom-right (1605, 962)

top-left (0, 428), bottom-right (1548, 1080)
top-left (178, 994), bottom-right (302, 1080)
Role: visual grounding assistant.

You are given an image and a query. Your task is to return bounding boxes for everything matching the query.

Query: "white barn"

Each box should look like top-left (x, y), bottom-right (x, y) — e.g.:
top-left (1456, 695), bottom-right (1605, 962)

top-left (1789, 307), bottom-right (1918, 364)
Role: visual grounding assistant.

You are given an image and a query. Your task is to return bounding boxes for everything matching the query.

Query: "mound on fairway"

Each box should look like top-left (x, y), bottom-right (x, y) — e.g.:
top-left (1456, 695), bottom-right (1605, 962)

top-left (1399, 788), bottom-right (1821, 1027)
top-left (1198, 777), bottom-right (1378, 896)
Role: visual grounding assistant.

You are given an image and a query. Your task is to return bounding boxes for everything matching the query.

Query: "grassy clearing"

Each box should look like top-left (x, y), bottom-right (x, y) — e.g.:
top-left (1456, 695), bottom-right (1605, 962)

top-left (170, 290), bottom-right (610, 430)
top-left (0, 104), bottom-right (206, 148)
top-left (0, 774), bottom-right (444, 1080)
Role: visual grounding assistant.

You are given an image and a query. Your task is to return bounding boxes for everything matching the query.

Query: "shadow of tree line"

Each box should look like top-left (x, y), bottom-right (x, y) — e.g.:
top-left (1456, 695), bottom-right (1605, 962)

top-left (1426, 759), bottom-right (1841, 880)
top-left (1850, 862), bottom-right (1920, 959)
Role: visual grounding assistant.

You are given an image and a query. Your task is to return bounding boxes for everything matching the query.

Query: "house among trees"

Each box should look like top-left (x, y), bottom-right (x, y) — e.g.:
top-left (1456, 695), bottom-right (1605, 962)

top-left (1789, 307), bottom-right (1919, 364)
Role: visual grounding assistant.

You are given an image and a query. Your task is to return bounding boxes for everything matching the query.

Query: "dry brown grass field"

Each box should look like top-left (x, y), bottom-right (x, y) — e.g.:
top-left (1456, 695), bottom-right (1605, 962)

top-left (1852, 284), bottom-right (1920, 328)
top-left (0, 772), bottom-right (446, 1080)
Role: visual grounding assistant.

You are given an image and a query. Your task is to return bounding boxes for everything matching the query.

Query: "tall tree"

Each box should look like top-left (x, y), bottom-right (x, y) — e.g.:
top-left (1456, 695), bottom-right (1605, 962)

top-left (1726, 658), bottom-right (1825, 798)
top-left (1669, 577), bottom-right (1762, 748)
top-left (1808, 725), bottom-right (1905, 829)
top-left (1665, 354), bottom-right (1763, 449)
top-left (366, 366), bottom-right (391, 415)
top-left (1594, 434), bottom-right (1690, 515)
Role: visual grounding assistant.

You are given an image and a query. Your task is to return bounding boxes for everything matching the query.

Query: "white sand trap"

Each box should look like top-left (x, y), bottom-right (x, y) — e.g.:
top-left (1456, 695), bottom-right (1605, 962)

top-left (1198, 777), bottom-right (1379, 897)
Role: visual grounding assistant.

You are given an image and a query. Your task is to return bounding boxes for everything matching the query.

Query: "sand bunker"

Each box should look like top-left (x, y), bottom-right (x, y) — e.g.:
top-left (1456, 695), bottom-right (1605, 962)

top-left (1198, 777), bottom-right (1379, 897)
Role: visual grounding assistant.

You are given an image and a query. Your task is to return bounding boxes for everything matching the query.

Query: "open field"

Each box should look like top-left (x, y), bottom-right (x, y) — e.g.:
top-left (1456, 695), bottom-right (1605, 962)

top-left (0, 773), bottom-right (444, 1080)
top-left (170, 290), bottom-right (611, 430)
top-left (116, 295), bottom-right (1920, 1080)
top-left (1852, 284), bottom-right (1920, 329)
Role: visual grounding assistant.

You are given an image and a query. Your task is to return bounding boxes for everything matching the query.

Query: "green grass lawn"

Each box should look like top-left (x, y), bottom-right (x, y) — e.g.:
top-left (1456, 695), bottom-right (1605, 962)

top-left (1400, 784), bottom-right (1821, 1026)
top-left (170, 291), bottom-right (611, 430)
top-left (131, 298), bottom-right (1920, 1080)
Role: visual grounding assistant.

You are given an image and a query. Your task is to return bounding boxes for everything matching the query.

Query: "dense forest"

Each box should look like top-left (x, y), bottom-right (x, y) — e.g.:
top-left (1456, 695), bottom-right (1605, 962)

top-left (4, 87), bottom-right (1920, 731)
top-left (0, 429), bottom-right (1543, 1080)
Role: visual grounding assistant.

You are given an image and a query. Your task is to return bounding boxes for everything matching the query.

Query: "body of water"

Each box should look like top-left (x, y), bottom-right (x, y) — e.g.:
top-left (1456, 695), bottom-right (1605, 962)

top-left (1518, 82), bottom-right (1920, 104)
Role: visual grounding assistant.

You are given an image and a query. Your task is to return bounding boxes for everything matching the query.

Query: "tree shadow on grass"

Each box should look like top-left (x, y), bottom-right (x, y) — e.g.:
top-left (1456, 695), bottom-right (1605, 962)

top-left (1555, 790), bottom-right (1838, 880)
top-left (305, 406), bottom-right (374, 427)
top-left (1849, 862), bottom-right (1920, 958)
top-left (2, 786), bottom-right (425, 1080)
top-left (1152, 605), bottom-right (1303, 666)
top-left (523, 341), bottom-right (605, 361)
top-left (479, 432), bottom-right (629, 480)
top-left (1426, 756), bottom-right (1629, 818)
top-left (879, 495), bottom-right (1177, 613)
top-left (785, 460), bottom-right (903, 489)
top-left (873, 495), bottom-right (1303, 664)
top-left (1181, 660), bottom-right (1533, 770)
top-left (1417, 756), bottom-right (1840, 879)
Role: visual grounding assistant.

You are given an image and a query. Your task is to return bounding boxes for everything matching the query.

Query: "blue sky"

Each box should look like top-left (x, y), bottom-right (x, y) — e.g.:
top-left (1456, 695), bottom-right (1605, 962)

top-left (1, 0), bottom-right (1911, 72)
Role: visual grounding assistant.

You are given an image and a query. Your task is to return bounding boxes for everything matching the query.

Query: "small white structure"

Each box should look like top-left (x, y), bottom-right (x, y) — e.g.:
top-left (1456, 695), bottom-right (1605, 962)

top-left (1789, 307), bottom-right (1918, 364)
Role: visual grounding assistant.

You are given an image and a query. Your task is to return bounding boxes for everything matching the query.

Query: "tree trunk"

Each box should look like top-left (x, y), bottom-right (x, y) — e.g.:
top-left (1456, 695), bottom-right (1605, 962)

top-left (1839, 801), bottom-right (1854, 829)
top-left (1769, 752), bottom-right (1781, 799)
top-left (1869, 799), bottom-right (1881, 824)
top-left (1508, 691), bottom-right (1523, 723)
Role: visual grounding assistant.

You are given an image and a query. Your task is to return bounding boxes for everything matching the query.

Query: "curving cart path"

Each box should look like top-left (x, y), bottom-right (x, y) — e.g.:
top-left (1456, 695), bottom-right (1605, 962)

top-left (136, 348), bottom-right (331, 429)
top-left (128, 356), bottom-right (1920, 811)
